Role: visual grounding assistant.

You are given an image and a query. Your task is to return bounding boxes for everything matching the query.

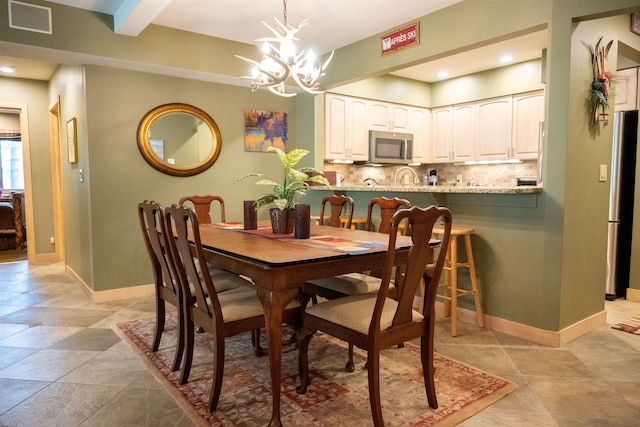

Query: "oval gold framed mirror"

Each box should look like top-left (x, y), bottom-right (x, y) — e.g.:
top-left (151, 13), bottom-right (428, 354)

top-left (137, 103), bottom-right (222, 177)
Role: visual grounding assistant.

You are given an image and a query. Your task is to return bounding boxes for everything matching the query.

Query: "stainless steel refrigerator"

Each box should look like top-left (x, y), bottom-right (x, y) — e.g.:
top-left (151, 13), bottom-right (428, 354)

top-left (605, 110), bottom-right (638, 301)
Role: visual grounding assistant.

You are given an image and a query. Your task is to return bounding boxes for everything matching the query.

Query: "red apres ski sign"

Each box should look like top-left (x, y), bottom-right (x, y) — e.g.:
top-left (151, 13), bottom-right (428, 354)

top-left (381, 22), bottom-right (419, 55)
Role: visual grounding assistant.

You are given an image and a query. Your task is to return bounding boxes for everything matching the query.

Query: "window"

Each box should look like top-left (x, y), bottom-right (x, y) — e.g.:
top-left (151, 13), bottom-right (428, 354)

top-left (0, 135), bottom-right (24, 191)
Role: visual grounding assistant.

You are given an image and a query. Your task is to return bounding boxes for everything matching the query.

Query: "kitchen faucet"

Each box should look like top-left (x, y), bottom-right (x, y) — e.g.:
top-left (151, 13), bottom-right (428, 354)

top-left (363, 177), bottom-right (379, 186)
top-left (394, 166), bottom-right (420, 186)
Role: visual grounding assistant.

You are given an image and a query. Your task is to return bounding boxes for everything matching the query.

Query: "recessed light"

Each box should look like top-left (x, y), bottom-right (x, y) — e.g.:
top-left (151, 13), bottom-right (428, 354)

top-left (437, 71), bottom-right (449, 78)
top-left (0, 66), bottom-right (15, 74)
top-left (499, 55), bottom-right (513, 63)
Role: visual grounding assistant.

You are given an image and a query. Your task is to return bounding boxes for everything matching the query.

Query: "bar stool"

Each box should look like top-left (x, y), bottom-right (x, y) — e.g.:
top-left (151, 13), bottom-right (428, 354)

top-left (432, 225), bottom-right (484, 337)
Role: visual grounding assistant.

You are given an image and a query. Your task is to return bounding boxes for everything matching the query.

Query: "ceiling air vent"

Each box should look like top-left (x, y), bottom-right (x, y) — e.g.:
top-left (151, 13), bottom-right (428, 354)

top-left (8, 0), bottom-right (52, 34)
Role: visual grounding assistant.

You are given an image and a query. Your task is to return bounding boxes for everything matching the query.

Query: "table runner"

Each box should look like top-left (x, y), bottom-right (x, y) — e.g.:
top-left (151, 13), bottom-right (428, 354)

top-left (206, 223), bottom-right (388, 255)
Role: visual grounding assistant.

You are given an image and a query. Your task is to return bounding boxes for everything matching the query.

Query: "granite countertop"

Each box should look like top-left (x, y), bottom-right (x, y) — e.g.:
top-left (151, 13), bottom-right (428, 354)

top-left (309, 185), bottom-right (542, 194)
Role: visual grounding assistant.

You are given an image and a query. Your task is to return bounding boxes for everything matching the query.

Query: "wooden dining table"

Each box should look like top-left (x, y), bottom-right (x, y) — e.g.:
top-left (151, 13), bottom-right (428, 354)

top-left (197, 222), bottom-right (414, 427)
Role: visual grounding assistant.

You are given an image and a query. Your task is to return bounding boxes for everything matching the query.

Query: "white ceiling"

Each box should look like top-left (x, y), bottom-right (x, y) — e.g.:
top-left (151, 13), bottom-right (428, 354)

top-left (45, 0), bottom-right (463, 53)
top-left (0, 0), bottom-right (548, 83)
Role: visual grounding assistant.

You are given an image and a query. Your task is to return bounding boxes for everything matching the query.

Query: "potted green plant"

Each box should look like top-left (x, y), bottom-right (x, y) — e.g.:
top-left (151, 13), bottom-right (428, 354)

top-left (238, 146), bottom-right (330, 233)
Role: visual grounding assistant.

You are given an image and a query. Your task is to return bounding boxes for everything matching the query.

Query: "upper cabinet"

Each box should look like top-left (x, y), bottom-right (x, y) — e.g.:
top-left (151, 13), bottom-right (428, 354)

top-left (615, 68), bottom-right (638, 112)
top-left (431, 107), bottom-right (453, 163)
top-left (431, 90), bottom-right (543, 163)
top-left (324, 94), bottom-right (369, 161)
top-left (452, 103), bottom-right (476, 162)
top-left (324, 94), bottom-right (430, 162)
top-left (475, 96), bottom-right (513, 161)
top-left (432, 104), bottom-right (476, 163)
top-left (368, 101), bottom-right (410, 132)
top-left (323, 90), bottom-right (543, 164)
top-left (408, 106), bottom-right (431, 163)
top-left (512, 91), bottom-right (544, 159)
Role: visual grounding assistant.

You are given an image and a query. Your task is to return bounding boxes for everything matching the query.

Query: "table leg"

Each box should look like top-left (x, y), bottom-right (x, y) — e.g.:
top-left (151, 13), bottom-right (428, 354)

top-left (256, 286), bottom-right (298, 427)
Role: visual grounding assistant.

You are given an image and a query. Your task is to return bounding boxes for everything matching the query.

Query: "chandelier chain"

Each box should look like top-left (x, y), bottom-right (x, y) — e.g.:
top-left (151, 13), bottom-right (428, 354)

top-left (283, 0), bottom-right (287, 26)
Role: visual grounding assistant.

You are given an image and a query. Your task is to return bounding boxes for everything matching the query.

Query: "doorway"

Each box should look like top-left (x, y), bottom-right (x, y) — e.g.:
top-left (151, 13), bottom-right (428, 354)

top-left (0, 103), bottom-right (34, 262)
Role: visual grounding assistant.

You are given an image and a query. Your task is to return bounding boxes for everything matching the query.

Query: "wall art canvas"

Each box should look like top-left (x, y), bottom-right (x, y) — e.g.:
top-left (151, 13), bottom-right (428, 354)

top-left (243, 109), bottom-right (288, 152)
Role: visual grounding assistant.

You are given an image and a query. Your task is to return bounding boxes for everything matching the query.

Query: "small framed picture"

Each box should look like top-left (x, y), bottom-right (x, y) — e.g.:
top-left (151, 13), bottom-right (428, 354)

top-left (631, 13), bottom-right (640, 36)
top-left (67, 117), bottom-right (77, 163)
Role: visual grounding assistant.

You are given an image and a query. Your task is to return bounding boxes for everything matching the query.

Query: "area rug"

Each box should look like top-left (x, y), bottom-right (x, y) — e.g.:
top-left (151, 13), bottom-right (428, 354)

top-left (115, 315), bottom-right (517, 426)
top-left (612, 315), bottom-right (640, 335)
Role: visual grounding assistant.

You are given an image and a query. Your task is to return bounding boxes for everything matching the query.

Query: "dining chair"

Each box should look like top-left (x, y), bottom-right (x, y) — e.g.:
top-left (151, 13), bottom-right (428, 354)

top-left (366, 196), bottom-right (411, 235)
top-left (179, 195), bottom-right (225, 224)
top-left (179, 194), bottom-right (265, 352)
top-left (164, 203), bottom-right (302, 412)
top-left (317, 194), bottom-right (354, 228)
top-left (296, 205), bottom-right (452, 427)
top-left (137, 200), bottom-right (186, 372)
top-left (303, 196), bottom-right (411, 372)
top-left (138, 201), bottom-right (252, 371)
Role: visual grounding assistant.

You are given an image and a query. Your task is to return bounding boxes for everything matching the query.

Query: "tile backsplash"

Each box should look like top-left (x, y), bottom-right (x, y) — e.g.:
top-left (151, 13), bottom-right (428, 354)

top-left (325, 160), bottom-right (539, 187)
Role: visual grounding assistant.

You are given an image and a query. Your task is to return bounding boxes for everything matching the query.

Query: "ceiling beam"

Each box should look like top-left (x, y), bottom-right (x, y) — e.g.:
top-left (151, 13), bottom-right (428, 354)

top-left (113, 0), bottom-right (172, 36)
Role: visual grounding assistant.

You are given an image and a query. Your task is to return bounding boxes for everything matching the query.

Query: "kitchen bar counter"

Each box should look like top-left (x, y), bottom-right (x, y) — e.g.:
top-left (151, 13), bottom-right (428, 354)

top-left (309, 185), bottom-right (542, 194)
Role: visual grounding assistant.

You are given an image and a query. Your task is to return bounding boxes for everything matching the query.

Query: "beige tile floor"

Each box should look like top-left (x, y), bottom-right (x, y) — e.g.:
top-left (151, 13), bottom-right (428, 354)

top-left (0, 260), bottom-right (639, 426)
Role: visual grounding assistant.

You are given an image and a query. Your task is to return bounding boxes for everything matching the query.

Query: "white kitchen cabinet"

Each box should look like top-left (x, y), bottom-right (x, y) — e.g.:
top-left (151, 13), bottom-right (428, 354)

top-left (452, 103), bottom-right (476, 161)
top-left (324, 94), bottom-right (368, 161)
top-left (431, 104), bottom-right (475, 163)
top-left (368, 101), bottom-right (410, 132)
top-left (408, 107), bottom-right (431, 163)
top-left (475, 96), bottom-right (513, 161)
top-left (431, 106), bottom-right (453, 163)
top-left (512, 91), bottom-right (544, 159)
top-left (614, 68), bottom-right (638, 112)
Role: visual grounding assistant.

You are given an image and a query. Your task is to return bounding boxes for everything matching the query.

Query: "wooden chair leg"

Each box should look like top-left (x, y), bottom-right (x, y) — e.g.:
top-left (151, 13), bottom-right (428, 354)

top-left (208, 334), bottom-right (225, 412)
top-left (345, 343), bottom-right (355, 372)
top-left (180, 320), bottom-right (195, 385)
top-left (442, 243), bottom-right (453, 318)
top-left (367, 350), bottom-right (384, 427)
top-left (171, 299), bottom-right (185, 372)
top-left (464, 234), bottom-right (485, 328)
top-left (152, 297), bottom-right (165, 352)
top-left (421, 334), bottom-right (438, 409)
top-left (296, 329), bottom-right (314, 394)
top-left (450, 236), bottom-right (459, 337)
top-left (251, 329), bottom-right (266, 356)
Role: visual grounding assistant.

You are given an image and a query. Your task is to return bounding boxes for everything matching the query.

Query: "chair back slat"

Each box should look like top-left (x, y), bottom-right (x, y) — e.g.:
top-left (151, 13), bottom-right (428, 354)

top-left (165, 204), bottom-right (222, 323)
top-left (138, 201), bottom-right (179, 296)
top-left (319, 195), bottom-right (354, 228)
top-left (179, 195), bottom-right (226, 224)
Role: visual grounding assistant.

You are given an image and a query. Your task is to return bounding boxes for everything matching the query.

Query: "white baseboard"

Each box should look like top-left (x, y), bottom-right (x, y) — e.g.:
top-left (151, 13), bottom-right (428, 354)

top-left (627, 288), bottom-right (640, 302)
top-left (31, 253), bottom-right (57, 264)
top-left (65, 264), bottom-right (155, 303)
top-left (433, 301), bottom-right (606, 347)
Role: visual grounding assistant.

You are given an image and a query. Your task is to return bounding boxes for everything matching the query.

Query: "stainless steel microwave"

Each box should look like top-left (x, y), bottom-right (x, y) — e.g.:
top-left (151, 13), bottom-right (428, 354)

top-left (368, 130), bottom-right (413, 164)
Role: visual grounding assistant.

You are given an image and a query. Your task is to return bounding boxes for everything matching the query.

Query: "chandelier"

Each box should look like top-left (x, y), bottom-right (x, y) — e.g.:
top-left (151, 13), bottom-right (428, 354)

top-left (235, 0), bottom-right (333, 97)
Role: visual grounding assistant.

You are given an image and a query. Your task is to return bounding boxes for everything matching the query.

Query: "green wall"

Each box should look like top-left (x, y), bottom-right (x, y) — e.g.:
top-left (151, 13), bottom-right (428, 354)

top-left (82, 66), bottom-right (297, 291)
top-left (48, 65), bottom-right (92, 281)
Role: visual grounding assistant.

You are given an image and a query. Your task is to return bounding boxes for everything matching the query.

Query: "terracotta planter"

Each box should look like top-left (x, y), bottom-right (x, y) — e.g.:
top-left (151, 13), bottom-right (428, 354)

top-left (269, 208), bottom-right (294, 234)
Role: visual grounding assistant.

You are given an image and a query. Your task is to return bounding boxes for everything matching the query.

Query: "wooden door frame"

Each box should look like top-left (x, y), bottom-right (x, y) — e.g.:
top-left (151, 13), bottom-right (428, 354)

top-left (49, 97), bottom-right (65, 261)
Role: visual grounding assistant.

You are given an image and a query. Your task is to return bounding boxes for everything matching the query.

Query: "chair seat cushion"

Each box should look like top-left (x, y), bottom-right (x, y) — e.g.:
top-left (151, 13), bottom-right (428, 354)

top-left (305, 294), bottom-right (423, 335)
top-left (306, 273), bottom-right (381, 296)
top-left (209, 269), bottom-right (252, 292)
top-left (214, 286), bottom-right (301, 323)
